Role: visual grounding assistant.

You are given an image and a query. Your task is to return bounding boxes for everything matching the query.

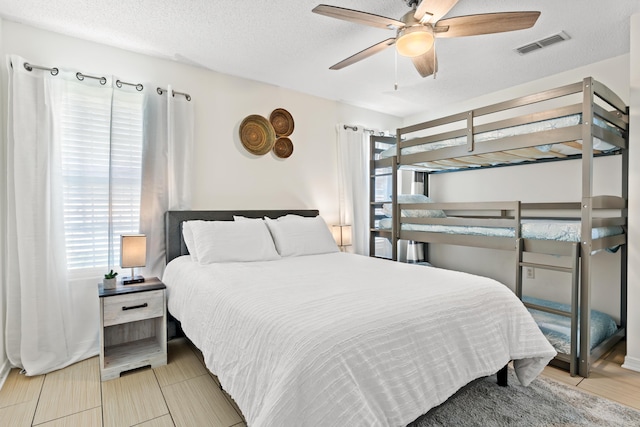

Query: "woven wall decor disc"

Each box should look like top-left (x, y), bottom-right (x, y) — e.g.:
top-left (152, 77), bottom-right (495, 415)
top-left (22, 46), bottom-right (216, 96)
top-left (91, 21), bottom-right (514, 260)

top-left (239, 115), bottom-right (276, 155)
top-left (273, 137), bottom-right (294, 158)
top-left (269, 108), bottom-right (295, 136)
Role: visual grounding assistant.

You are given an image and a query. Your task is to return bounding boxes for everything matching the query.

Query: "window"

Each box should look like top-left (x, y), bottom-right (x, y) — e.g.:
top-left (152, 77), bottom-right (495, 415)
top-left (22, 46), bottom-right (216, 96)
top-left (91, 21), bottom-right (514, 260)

top-left (59, 85), bottom-right (144, 270)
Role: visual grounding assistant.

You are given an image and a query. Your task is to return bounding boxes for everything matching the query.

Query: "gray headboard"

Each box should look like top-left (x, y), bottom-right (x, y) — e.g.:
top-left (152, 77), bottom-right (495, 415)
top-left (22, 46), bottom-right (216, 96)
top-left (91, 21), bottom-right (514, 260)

top-left (165, 209), bottom-right (320, 264)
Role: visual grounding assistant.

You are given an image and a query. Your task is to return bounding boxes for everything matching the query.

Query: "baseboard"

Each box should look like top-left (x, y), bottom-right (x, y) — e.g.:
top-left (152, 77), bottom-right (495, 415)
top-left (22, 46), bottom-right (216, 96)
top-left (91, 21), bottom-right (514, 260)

top-left (0, 358), bottom-right (11, 391)
top-left (622, 355), bottom-right (640, 373)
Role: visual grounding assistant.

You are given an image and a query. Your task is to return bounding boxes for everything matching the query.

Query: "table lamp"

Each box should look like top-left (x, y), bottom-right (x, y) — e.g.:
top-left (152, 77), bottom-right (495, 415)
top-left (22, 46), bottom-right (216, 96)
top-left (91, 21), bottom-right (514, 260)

top-left (332, 224), bottom-right (352, 251)
top-left (120, 234), bottom-right (146, 285)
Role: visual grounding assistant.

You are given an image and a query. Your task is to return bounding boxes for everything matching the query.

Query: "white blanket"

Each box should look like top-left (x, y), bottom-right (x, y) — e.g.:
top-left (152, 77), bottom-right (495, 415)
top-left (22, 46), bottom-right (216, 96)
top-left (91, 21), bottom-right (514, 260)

top-left (164, 253), bottom-right (555, 427)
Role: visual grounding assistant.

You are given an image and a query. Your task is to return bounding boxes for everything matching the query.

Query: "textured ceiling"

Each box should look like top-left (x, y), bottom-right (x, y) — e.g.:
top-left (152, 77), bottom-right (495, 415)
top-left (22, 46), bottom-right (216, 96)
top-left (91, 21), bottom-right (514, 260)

top-left (1, 0), bottom-right (639, 117)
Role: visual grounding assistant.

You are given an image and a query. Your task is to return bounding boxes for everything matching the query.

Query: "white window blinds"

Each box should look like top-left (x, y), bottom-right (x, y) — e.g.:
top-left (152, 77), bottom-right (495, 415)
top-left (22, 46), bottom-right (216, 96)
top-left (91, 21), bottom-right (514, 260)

top-left (59, 83), bottom-right (145, 270)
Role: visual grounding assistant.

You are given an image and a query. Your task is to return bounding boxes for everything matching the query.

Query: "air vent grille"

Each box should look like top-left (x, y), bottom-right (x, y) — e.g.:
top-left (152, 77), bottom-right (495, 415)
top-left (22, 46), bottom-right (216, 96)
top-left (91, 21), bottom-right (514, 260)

top-left (516, 31), bottom-right (570, 55)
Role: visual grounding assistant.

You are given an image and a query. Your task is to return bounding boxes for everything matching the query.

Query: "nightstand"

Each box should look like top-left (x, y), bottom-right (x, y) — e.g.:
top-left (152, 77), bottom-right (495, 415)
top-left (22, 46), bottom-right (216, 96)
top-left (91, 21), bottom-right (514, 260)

top-left (98, 277), bottom-right (167, 381)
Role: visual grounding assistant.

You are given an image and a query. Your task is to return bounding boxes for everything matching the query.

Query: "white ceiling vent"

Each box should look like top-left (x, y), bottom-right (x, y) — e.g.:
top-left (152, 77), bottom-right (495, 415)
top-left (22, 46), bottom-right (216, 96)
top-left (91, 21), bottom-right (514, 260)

top-left (515, 31), bottom-right (571, 55)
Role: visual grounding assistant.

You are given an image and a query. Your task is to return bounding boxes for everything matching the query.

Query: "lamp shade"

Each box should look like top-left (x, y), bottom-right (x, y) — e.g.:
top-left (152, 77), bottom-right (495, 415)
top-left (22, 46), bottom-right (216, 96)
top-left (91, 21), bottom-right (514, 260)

top-left (396, 26), bottom-right (434, 57)
top-left (120, 234), bottom-right (147, 268)
top-left (332, 225), bottom-right (352, 247)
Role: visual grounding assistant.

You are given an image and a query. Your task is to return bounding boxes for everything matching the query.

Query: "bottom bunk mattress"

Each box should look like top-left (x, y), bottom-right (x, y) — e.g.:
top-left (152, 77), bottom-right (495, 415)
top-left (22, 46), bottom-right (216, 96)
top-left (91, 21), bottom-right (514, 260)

top-left (523, 296), bottom-right (619, 355)
top-left (163, 252), bottom-right (556, 427)
top-left (379, 217), bottom-right (623, 244)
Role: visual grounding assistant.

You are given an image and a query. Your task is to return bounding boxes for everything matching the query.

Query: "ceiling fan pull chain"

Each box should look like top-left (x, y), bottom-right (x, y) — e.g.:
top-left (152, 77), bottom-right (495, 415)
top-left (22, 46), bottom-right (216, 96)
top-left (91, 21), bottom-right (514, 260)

top-left (432, 38), bottom-right (437, 80)
top-left (394, 49), bottom-right (399, 91)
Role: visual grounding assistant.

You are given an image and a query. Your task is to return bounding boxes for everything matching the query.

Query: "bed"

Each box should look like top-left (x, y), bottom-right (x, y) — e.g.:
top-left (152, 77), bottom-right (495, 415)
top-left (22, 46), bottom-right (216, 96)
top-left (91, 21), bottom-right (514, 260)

top-left (163, 210), bottom-right (556, 427)
top-left (369, 77), bottom-right (628, 378)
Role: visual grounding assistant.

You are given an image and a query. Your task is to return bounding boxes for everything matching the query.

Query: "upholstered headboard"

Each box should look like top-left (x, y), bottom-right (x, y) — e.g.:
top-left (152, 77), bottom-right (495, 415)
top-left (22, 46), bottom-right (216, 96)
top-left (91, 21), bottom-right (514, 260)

top-left (164, 210), bottom-right (320, 264)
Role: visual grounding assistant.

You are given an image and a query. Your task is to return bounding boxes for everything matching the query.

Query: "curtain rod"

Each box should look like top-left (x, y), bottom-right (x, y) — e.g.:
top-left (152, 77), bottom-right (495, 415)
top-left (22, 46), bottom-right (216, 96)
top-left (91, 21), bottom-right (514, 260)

top-left (343, 124), bottom-right (393, 137)
top-left (23, 62), bottom-right (144, 92)
top-left (157, 87), bottom-right (192, 101)
top-left (24, 62), bottom-right (58, 75)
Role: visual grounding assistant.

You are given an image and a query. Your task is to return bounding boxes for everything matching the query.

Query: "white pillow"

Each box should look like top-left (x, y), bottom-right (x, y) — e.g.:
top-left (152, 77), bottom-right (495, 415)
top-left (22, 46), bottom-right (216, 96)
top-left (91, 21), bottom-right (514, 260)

top-left (264, 215), bottom-right (339, 257)
top-left (182, 221), bottom-right (199, 262)
top-left (382, 194), bottom-right (446, 218)
top-left (189, 220), bottom-right (280, 264)
top-left (233, 215), bottom-right (261, 221)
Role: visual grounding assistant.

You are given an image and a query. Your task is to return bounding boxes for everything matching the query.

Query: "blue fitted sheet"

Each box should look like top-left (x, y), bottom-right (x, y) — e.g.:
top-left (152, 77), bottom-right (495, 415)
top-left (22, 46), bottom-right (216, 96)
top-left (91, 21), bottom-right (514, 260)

top-left (523, 296), bottom-right (618, 354)
top-left (378, 217), bottom-right (623, 242)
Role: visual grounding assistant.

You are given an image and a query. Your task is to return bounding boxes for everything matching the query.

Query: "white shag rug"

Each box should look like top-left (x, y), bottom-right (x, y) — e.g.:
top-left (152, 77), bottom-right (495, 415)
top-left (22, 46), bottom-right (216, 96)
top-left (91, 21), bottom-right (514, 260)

top-left (409, 369), bottom-right (640, 427)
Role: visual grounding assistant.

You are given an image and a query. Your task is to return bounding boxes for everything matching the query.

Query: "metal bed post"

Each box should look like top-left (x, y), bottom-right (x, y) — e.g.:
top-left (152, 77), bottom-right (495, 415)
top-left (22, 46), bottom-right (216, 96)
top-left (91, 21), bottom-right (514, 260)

top-left (392, 155), bottom-right (399, 261)
top-left (515, 238), bottom-right (523, 299)
top-left (620, 107), bottom-right (629, 331)
top-left (424, 172), bottom-right (430, 263)
top-left (369, 134), bottom-right (377, 257)
top-left (579, 77), bottom-right (595, 377)
top-left (514, 202), bottom-right (522, 299)
top-left (569, 242), bottom-right (580, 377)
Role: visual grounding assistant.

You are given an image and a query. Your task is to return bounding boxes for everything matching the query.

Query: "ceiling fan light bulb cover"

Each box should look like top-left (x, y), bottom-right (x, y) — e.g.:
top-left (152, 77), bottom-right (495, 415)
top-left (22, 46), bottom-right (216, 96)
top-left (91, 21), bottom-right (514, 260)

top-left (396, 26), bottom-right (434, 57)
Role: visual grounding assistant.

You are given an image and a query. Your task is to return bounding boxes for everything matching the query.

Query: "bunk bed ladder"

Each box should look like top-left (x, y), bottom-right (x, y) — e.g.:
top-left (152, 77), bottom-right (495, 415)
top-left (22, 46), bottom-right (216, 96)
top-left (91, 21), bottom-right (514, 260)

top-left (517, 241), bottom-right (581, 376)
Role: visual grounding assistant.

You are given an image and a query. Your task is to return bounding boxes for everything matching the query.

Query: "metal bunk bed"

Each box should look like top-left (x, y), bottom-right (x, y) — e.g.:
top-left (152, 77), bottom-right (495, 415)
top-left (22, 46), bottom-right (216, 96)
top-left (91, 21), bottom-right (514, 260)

top-left (369, 77), bottom-right (628, 378)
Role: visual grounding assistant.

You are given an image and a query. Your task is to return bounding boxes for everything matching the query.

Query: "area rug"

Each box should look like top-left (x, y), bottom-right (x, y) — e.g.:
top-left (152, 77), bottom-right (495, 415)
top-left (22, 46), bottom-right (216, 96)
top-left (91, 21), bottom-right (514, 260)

top-left (409, 369), bottom-right (640, 427)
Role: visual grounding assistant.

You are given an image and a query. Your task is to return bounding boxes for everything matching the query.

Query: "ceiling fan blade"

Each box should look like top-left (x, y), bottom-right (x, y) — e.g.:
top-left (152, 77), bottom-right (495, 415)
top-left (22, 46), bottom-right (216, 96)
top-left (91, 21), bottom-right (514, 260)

top-left (329, 38), bottom-right (396, 70)
top-left (411, 48), bottom-right (438, 78)
top-left (313, 4), bottom-right (404, 30)
top-left (435, 12), bottom-right (540, 38)
top-left (414, 0), bottom-right (459, 23)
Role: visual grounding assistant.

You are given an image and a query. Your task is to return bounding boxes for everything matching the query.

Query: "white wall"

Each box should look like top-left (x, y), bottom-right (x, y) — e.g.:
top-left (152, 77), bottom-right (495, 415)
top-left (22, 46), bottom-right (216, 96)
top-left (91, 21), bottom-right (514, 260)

top-left (1, 20), bottom-right (401, 222)
top-left (623, 13), bottom-right (640, 372)
top-left (401, 52), bottom-right (636, 362)
top-left (0, 19), bottom-right (401, 383)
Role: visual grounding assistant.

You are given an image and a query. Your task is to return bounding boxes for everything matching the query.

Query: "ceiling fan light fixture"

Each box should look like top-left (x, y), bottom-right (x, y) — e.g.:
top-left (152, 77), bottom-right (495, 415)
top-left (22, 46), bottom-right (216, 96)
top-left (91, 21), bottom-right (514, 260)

top-left (396, 26), bottom-right (434, 57)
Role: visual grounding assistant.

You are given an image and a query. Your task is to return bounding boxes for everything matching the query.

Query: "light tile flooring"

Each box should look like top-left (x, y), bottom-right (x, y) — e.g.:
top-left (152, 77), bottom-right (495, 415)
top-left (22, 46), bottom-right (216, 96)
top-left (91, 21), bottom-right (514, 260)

top-left (0, 338), bottom-right (245, 427)
top-left (1, 339), bottom-right (638, 426)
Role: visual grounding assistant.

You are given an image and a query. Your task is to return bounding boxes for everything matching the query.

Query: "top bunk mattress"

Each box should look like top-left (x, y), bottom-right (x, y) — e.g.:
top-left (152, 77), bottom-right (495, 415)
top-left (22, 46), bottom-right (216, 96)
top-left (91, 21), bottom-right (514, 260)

top-left (380, 114), bottom-right (621, 171)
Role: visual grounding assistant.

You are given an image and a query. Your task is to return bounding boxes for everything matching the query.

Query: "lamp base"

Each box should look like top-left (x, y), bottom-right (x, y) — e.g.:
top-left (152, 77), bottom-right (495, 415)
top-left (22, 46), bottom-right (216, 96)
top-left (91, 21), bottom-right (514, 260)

top-left (122, 275), bottom-right (145, 285)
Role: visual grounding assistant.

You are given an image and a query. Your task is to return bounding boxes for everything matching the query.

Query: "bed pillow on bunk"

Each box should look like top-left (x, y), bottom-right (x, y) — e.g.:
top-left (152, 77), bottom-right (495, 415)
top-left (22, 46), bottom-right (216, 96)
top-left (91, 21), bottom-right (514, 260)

top-left (189, 219), bottom-right (280, 264)
top-left (264, 215), bottom-right (339, 257)
top-left (382, 194), bottom-right (446, 218)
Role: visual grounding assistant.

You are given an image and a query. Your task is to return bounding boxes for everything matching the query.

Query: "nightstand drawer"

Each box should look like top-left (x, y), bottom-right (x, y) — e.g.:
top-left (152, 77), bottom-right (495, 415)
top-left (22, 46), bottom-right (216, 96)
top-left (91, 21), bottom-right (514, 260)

top-left (103, 289), bottom-right (164, 327)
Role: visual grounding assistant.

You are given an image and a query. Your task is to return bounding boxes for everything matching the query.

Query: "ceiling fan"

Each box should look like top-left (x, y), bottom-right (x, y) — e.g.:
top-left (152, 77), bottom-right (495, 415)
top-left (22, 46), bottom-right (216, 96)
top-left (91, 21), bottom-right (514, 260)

top-left (312, 0), bottom-right (540, 78)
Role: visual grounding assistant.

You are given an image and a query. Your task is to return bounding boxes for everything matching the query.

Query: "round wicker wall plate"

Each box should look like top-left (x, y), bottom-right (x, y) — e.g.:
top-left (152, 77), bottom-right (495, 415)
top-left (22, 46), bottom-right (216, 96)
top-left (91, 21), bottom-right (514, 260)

top-left (273, 137), bottom-right (294, 158)
top-left (269, 108), bottom-right (295, 136)
top-left (239, 115), bottom-right (276, 155)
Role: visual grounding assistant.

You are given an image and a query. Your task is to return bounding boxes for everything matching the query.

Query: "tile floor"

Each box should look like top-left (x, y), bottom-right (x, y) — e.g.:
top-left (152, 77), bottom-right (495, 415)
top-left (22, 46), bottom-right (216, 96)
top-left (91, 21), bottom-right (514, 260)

top-left (0, 338), bottom-right (244, 427)
top-left (0, 338), bottom-right (638, 426)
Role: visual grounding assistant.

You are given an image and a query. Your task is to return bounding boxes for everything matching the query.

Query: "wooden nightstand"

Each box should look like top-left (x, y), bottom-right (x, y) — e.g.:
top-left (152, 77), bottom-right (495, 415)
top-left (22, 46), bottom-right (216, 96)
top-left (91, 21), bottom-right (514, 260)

top-left (98, 277), bottom-right (167, 381)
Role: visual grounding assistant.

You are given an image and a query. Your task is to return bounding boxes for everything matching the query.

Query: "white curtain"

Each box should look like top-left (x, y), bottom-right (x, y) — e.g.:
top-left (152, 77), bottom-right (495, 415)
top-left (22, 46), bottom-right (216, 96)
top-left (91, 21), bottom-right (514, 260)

top-left (336, 125), bottom-right (370, 255)
top-left (140, 85), bottom-right (194, 278)
top-left (4, 55), bottom-right (98, 375)
top-left (3, 56), bottom-right (192, 375)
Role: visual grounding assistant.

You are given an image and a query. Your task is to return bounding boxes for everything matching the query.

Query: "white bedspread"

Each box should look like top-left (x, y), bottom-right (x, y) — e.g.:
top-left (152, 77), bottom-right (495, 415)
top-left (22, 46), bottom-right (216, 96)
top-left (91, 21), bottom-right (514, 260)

top-left (164, 253), bottom-right (555, 427)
